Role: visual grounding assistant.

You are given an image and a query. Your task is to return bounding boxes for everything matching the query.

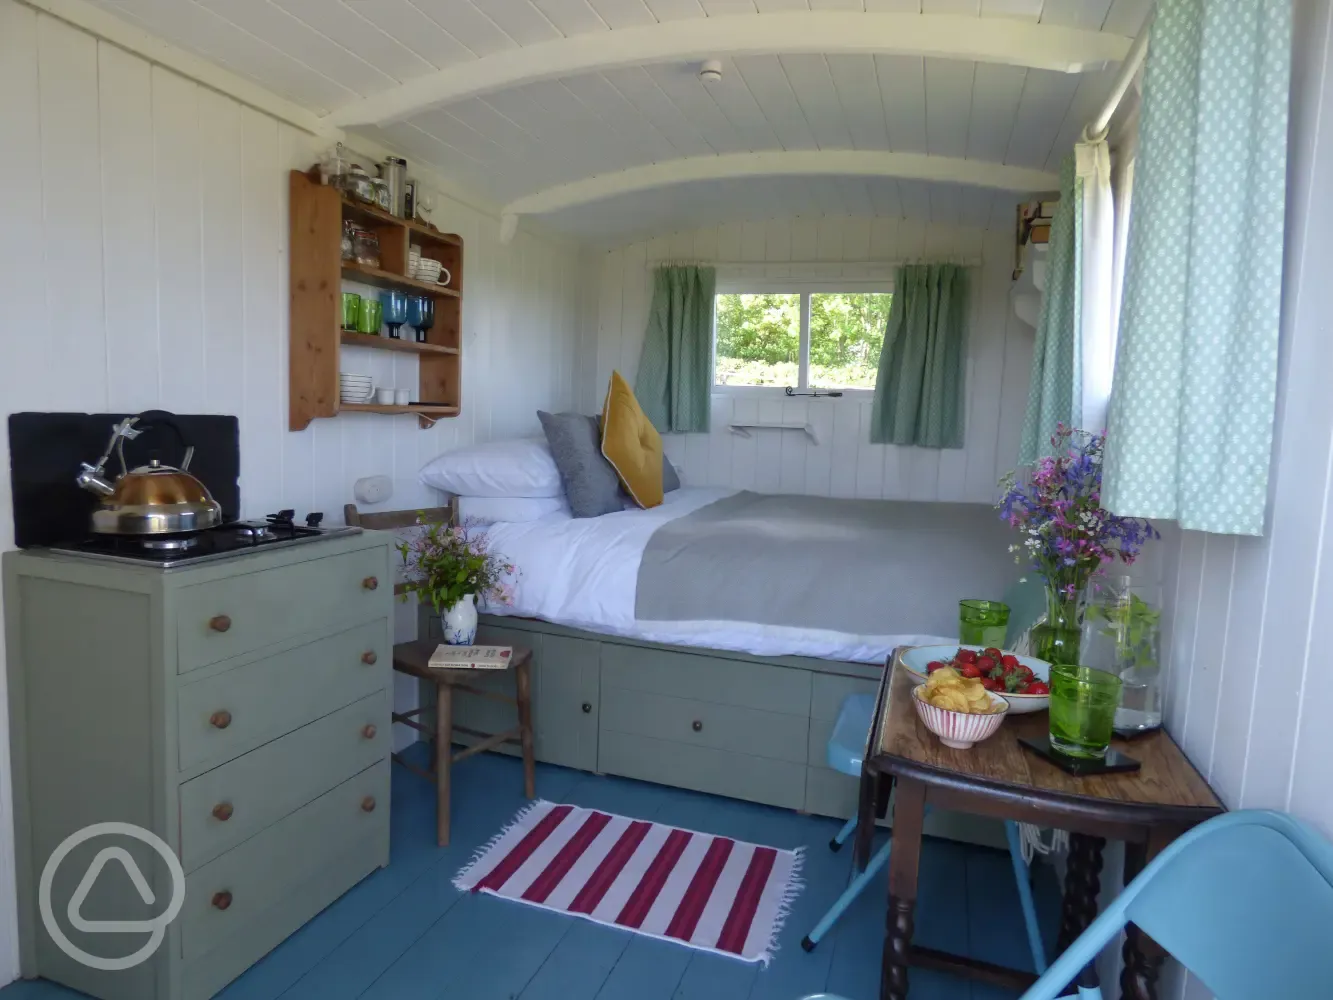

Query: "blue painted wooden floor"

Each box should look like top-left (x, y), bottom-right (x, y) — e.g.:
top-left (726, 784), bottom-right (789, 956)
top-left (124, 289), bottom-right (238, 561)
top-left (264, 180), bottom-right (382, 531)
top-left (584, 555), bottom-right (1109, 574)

top-left (1, 747), bottom-right (1059, 1000)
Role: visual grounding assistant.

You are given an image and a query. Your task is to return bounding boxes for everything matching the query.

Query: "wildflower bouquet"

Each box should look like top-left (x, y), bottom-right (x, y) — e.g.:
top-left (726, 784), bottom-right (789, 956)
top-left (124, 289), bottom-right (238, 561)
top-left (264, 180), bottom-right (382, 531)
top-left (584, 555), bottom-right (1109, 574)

top-left (998, 426), bottom-right (1157, 659)
top-left (396, 517), bottom-right (516, 614)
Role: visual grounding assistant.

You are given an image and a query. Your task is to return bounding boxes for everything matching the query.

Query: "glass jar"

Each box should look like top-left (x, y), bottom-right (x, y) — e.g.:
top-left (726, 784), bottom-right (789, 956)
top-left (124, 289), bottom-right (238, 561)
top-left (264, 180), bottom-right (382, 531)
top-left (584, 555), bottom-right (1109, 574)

top-left (340, 220), bottom-right (356, 261)
top-left (352, 229), bottom-right (380, 269)
top-left (1081, 576), bottom-right (1163, 735)
top-left (319, 141), bottom-right (348, 187)
top-left (371, 177), bottom-right (391, 213)
top-left (342, 165), bottom-right (375, 204)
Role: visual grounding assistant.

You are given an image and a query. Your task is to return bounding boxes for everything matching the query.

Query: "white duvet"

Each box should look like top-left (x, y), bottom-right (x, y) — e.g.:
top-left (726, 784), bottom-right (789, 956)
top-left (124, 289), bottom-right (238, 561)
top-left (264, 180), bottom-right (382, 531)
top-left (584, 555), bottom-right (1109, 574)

top-left (480, 488), bottom-right (955, 664)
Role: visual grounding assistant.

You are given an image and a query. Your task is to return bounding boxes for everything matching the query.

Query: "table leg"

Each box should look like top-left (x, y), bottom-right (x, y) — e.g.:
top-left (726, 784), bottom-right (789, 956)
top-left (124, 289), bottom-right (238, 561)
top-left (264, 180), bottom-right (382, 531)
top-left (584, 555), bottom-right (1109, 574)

top-left (853, 766), bottom-right (880, 871)
top-left (435, 682), bottom-right (453, 848)
top-left (515, 658), bottom-right (536, 799)
top-left (881, 777), bottom-right (925, 1000)
top-left (1120, 831), bottom-right (1171, 1000)
top-left (1056, 832), bottom-right (1106, 953)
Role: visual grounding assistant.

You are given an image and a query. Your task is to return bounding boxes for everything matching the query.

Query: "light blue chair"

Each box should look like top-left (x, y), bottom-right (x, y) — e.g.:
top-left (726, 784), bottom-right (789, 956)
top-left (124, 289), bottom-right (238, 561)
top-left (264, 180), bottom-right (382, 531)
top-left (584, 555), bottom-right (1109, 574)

top-left (1019, 810), bottom-right (1333, 1000)
top-left (800, 692), bottom-right (1047, 977)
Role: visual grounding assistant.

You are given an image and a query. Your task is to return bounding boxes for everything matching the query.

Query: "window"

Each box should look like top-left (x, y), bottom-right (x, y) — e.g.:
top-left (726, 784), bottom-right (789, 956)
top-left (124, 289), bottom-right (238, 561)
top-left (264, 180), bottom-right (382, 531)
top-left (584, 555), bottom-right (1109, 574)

top-left (713, 285), bottom-right (892, 392)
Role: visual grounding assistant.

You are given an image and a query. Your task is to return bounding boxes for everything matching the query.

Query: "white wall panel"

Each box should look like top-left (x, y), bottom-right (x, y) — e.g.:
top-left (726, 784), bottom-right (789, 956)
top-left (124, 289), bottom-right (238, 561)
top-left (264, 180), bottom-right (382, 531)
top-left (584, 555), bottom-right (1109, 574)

top-left (581, 216), bottom-right (1029, 503)
top-left (0, 4), bottom-right (584, 986)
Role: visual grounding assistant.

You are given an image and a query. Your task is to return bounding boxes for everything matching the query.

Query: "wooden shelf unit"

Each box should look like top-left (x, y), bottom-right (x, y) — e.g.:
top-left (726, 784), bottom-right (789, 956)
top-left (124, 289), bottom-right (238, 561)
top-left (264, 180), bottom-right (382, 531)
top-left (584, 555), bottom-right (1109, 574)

top-left (289, 169), bottom-right (463, 430)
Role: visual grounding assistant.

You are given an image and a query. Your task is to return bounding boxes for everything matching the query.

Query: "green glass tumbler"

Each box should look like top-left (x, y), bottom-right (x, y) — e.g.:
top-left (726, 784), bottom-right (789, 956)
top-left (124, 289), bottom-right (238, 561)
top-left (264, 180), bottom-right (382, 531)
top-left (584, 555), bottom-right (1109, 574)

top-left (357, 297), bottom-right (382, 335)
top-left (1048, 664), bottom-right (1122, 760)
top-left (341, 292), bottom-right (360, 331)
top-left (959, 600), bottom-right (1009, 647)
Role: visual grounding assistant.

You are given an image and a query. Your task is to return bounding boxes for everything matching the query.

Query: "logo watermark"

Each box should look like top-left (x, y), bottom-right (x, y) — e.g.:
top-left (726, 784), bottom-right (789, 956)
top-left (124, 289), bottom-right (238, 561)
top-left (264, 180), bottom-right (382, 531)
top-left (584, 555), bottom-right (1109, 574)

top-left (39, 822), bottom-right (186, 971)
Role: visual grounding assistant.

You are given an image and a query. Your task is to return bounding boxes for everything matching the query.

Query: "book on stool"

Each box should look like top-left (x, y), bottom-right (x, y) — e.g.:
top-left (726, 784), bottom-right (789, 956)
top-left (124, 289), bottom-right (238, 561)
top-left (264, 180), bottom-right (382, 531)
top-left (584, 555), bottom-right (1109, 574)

top-left (428, 644), bottom-right (513, 670)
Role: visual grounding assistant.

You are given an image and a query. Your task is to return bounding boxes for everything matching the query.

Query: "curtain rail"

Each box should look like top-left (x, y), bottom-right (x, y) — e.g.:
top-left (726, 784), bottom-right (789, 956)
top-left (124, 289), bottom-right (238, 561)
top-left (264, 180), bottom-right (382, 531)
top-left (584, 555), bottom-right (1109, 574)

top-left (646, 257), bottom-right (982, 268)
top-left (1085, 22), bottom-right (1152, 142)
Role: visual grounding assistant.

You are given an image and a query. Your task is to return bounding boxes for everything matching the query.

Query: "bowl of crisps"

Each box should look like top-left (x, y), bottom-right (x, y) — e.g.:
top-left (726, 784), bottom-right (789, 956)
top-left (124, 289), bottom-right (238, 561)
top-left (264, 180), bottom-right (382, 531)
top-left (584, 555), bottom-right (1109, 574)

top-left (912, 666), bottom-right (1009, 749)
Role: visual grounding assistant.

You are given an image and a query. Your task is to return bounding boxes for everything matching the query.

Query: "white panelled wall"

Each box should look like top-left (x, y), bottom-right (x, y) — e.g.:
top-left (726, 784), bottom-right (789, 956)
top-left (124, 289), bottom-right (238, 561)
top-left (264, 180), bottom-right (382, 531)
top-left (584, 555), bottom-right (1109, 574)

top-left (0, 0), bottom-right (582, 986)
top-left (582, 217), bottom-right (1032, 504)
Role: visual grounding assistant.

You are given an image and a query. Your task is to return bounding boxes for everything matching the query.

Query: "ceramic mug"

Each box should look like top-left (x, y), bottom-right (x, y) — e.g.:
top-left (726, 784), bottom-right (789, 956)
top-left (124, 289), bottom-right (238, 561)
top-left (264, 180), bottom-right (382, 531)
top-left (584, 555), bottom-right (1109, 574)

top-left (375, 388), bottom-right (395, 405)
top-left (394, 389), bottom-right (411, 405)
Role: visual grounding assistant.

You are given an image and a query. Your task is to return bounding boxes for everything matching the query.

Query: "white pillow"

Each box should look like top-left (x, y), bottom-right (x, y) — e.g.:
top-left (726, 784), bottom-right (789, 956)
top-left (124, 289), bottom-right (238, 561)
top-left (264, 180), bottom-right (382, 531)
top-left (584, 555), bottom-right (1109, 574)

top-left (457, 495), bottom-right (570, 525)
top-left (419, 438), bottom-right (563, 497)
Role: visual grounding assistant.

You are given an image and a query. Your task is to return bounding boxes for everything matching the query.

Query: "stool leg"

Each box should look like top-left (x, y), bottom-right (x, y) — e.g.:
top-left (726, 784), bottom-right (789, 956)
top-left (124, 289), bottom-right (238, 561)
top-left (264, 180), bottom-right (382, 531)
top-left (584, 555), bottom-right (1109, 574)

top-left (435, 682), bottom-right (453, 848)
top-left (830, 814), bottom-right (858, 853)
top-left (1005, 819), bottom-right (1048, 974)
top-left (802, 837), bottom-right (892, 952)
top-left (516, 658), bottom-right (536, 799)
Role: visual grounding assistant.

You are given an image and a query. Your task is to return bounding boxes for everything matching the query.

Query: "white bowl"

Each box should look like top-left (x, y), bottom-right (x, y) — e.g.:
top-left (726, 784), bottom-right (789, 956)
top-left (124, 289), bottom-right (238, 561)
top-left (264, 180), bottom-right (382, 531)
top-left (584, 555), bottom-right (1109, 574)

top-left (912, 686), bottom-right (1009, 749)
top-left (901, 644), bottom-right (1051, 714)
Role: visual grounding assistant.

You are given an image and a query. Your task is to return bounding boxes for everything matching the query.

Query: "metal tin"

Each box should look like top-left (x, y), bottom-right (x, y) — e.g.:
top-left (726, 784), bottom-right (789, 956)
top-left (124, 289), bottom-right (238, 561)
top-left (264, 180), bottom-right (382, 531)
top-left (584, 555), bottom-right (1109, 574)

top-left (380, 156), bottom-right (407, 217)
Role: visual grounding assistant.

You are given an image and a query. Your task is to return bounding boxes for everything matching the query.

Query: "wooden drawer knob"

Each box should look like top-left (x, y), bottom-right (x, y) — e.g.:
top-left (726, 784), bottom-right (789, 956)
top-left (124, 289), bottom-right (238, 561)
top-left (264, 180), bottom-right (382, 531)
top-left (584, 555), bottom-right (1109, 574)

top-left (212, 802), bottom-right (234, 822)
top-left (362, 576), bottom-right (379, 591)
top-left (361, 796), bottom-right (377, 813)
top-left (209, 615), bottom-right (232, 633)
top-left (581, 702), bottom-right (592, 714)
top-left (361, 650), bottom-right (378, 665)
top-left (691, 720), bottom-right (703, 732)
top-left (209, 710), bottom-right (232, 730)
top-left (212, 890), bottom-right (232, 911)
top-left (361, 724), bottom-right (377, 740)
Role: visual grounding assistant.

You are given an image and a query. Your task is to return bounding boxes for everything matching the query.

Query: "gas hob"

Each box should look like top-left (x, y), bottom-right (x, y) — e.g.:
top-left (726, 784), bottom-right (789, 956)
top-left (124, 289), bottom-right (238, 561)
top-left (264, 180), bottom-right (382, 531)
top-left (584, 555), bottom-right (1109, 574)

top-left (47, 510), bottom-right (361, 568)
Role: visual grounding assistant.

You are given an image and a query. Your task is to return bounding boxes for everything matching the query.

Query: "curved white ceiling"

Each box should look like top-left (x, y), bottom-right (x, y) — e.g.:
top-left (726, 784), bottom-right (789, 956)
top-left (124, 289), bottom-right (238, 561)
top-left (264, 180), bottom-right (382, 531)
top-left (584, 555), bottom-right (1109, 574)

top-left (87, 0), bottom-right (1151, 239)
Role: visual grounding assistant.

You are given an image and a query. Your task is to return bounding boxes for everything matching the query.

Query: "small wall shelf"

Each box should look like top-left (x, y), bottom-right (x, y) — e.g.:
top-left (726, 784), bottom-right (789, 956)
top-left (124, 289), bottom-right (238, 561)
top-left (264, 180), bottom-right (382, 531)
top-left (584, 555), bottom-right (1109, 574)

top-left (289, 169), bottom-right (464, 430)
top-left (728, 422), bottom-right (820, 445)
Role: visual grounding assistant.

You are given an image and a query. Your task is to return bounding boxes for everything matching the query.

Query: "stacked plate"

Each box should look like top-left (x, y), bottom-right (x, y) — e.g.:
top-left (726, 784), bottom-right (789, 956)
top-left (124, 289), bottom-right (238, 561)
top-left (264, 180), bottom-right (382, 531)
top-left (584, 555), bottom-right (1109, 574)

top-left (340, 373), bottom-right (373, 404)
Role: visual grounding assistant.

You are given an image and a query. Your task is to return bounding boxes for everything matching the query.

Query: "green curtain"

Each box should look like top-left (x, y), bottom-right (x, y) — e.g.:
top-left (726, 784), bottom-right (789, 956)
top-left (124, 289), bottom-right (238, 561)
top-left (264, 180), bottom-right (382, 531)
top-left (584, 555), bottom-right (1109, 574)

top-left (869, 263), bottom-right (968, 448)
top-left (1018, 154), bottom-right (1080, 465)
top-left (1102, 0), bottom-right (1290, 536)
top-left (634, 265), bottom-right (715, 434)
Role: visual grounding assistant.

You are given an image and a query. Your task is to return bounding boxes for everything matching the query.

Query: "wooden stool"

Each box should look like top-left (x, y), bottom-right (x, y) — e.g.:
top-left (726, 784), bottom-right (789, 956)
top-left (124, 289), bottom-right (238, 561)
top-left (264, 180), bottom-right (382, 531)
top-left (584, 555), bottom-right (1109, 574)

top-left (389, 640), bottom-right (535, 847)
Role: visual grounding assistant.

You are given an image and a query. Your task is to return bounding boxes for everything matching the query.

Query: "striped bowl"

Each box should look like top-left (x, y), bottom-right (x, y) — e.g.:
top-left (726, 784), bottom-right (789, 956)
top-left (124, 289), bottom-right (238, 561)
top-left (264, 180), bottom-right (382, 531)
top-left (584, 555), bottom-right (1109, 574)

top-left (911, 686), bottom-right (1009, 750)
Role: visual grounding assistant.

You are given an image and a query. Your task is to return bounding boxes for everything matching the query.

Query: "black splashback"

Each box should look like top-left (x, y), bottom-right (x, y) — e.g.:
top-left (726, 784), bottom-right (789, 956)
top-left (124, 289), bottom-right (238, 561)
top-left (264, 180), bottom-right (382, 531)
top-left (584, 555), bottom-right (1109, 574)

top-left (8, 412), bottom-right (241, 548)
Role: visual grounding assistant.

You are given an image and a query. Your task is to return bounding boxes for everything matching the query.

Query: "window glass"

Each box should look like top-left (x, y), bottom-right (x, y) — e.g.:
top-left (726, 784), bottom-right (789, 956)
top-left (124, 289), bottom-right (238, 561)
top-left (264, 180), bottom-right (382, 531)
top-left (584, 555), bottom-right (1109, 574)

top-left (808, 293), bottom-right (892, 389)
top-left (713, 293), bottom-right (800, 387)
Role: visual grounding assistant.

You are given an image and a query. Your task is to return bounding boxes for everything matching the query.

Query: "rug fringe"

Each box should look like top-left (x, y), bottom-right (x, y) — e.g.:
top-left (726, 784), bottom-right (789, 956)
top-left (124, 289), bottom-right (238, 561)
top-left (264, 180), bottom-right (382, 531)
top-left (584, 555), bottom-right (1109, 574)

top-left (452, 799), bottom-right (552, 891)
top-left (755, 845), bottom-right (806, 968)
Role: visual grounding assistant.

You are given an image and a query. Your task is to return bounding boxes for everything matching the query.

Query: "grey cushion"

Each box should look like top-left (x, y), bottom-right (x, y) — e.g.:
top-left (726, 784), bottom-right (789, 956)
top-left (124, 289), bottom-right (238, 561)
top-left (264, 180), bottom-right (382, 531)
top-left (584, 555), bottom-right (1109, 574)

top-left (538, 411), bottom-right (623, 518)
top-left (661, 455), bottom-right (681, 493)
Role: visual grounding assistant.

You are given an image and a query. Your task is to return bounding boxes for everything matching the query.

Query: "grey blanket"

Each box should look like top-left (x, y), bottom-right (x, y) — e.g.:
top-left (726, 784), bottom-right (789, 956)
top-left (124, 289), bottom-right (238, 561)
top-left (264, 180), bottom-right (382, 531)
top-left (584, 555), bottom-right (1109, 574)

top-left (635, 492), bottom-right (1018, 638)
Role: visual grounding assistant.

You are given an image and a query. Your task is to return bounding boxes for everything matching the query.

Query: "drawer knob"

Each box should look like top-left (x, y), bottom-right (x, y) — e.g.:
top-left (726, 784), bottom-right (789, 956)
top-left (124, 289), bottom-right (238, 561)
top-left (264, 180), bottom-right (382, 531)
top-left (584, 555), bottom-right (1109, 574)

top-left (691, 720), bottom-right (703, 732)
top-left (212, 890), bottom-right (233, 911)
top-left (209, 710), bottom-right (232, 730)
top-left (361, 724), bottom-right (378, 740)
top-left (361, 650), bottom-right (378, 665)
top-left (362, 576), bottom-right (379, 591)
top-left (581, 702), bottom-right (592, 714)
top-left (209, 614), bottom-right (232, 633)
top-left (212, 802), bottom-right (234, 822)
top-left (361, 796), bottom-right (377, 813)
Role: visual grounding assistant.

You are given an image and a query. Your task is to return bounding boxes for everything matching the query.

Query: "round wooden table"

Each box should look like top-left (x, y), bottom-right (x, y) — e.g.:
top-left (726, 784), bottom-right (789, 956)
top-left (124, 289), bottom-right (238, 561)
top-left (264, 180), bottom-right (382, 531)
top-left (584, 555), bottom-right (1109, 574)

top-left (860, 651), bottom-right (1223, 1000)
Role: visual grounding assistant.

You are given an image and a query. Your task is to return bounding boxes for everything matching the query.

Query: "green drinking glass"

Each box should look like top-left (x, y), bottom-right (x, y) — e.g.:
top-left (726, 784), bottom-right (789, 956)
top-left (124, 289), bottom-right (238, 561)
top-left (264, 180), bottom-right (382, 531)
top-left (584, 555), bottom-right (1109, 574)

top-left (357, 297), bottom-right (382, 335)
top-left (959, 600), bottom-right (1009, 647)
top-left (341, 292), bottom-right (360, 331)
top-left (1048, 663), bottom-right (1122, 760)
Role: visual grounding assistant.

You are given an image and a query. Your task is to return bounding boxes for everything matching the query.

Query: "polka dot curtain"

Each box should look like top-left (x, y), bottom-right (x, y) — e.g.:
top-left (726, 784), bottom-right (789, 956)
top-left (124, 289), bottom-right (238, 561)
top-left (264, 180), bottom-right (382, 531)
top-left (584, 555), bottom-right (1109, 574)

top-left (1101, 0), bottom-right (1291, 536)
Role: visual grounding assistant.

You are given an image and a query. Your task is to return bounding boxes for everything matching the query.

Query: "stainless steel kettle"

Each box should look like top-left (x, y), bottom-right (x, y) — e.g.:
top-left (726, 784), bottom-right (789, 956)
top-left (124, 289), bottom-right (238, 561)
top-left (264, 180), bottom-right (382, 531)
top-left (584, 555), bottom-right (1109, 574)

top-left (76, 411), bottom-right (223, 535)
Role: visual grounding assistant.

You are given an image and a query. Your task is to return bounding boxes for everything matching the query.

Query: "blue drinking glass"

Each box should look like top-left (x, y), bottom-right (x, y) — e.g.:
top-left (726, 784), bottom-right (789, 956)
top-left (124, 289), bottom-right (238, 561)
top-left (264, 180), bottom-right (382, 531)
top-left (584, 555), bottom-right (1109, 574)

top-left (379, 291), bottom-right (408, 340)
top-left (408, 296), bottom-right (434, 344)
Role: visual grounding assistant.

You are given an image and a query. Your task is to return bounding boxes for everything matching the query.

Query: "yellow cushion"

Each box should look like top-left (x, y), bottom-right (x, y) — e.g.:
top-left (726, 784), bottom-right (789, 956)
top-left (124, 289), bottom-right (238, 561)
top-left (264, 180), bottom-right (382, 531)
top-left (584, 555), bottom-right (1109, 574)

top-left (601, 371), bottom-right (664, 509)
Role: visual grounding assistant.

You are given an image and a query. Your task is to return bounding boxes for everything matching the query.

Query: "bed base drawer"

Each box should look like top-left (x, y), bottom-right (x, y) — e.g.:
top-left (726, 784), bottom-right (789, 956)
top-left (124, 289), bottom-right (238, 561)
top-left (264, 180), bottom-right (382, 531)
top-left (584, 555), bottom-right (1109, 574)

top-left (598, 730), bottom-right (806, 810)
top-left (601, 685), bottom-right (807, 764)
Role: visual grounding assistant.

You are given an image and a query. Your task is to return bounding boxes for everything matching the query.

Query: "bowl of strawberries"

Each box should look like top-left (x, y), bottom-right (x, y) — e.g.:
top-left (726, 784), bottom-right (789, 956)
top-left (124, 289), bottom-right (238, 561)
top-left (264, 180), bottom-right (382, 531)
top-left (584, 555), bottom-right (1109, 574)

top-left (899, 644), bottom-right (1052, 714)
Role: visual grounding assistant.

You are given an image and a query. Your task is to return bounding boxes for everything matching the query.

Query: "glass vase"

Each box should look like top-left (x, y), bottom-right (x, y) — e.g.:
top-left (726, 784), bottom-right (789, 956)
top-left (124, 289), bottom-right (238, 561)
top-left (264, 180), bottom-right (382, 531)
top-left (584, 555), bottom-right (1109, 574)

top-left (1082, 576), bottom-right (1163, 735)
top-left (1031, 587), bottom-right (1083, 665)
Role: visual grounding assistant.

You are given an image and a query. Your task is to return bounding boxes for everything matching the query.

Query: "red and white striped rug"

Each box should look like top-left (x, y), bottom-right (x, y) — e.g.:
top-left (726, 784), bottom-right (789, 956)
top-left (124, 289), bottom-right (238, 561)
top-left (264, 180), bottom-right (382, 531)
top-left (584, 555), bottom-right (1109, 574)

top-left (454, 800), bottom-right (804, 964)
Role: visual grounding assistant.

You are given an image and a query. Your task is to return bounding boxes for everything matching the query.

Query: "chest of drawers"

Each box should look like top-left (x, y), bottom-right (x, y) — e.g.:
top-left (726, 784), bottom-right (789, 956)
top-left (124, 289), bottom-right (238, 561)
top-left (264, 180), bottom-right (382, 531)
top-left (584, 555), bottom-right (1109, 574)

top-left (3, 532), bottom-right (394, 1000)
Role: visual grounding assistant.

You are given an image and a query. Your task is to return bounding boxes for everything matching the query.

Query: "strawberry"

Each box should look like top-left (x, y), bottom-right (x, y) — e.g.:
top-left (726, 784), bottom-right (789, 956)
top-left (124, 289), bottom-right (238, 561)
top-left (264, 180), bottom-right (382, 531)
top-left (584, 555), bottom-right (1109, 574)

top-left (927, 660), bottom-right (944, 672)
top-left (1002, 654), bottom-right (1019, 669)
top-left (976, 655), bottom-right (996, 673)
top-left (1027, 681), bottom-right (1050, 695)
top-left (984, 647), bottom-right (1004, 660)
top-left (954, 649), bottom-right (978, 665)
top-left (960, 664), bottom-right (982, 678)
top-left (980, 677), bottom-right (1000, 691)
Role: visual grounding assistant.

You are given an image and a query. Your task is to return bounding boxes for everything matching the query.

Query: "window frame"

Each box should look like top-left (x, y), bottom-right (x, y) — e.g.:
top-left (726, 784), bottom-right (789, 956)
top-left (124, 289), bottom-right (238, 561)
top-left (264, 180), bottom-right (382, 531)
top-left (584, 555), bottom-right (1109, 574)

top-left (712, 278), bottom-right (894, 397)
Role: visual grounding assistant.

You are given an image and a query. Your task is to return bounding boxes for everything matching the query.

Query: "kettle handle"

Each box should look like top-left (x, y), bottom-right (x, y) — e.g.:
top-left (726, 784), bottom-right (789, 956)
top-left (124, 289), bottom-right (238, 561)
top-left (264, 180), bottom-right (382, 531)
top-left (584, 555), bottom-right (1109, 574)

top-left (133, 410), bottom-right (194, 471)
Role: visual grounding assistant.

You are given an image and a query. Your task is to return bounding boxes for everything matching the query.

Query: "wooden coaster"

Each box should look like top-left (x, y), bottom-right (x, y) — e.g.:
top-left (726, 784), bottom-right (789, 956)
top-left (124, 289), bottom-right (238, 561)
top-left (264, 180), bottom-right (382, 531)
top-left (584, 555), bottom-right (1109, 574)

top-left (1018, 735), bottom-right (1142, 777)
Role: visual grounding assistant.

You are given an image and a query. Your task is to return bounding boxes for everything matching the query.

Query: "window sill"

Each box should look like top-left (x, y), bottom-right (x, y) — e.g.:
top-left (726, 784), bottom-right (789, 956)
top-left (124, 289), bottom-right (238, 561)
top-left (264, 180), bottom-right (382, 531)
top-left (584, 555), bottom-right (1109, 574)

top-left (711, 386), bottom-right (874, 399)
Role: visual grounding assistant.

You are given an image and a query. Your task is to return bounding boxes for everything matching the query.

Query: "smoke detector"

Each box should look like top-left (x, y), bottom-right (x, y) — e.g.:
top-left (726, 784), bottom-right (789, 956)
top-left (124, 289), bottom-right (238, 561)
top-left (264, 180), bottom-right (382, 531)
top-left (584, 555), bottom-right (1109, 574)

top-left (699, 60), bottom-right (723, 84)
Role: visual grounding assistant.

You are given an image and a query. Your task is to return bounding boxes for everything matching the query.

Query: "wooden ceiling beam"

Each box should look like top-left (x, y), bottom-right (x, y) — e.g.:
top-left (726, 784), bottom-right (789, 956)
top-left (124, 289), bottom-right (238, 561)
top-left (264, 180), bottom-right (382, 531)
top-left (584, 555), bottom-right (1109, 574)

top-left (325, 12), bottom-right (1132, 127)
top-left (497, 150), bottom-right (1059, 242)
